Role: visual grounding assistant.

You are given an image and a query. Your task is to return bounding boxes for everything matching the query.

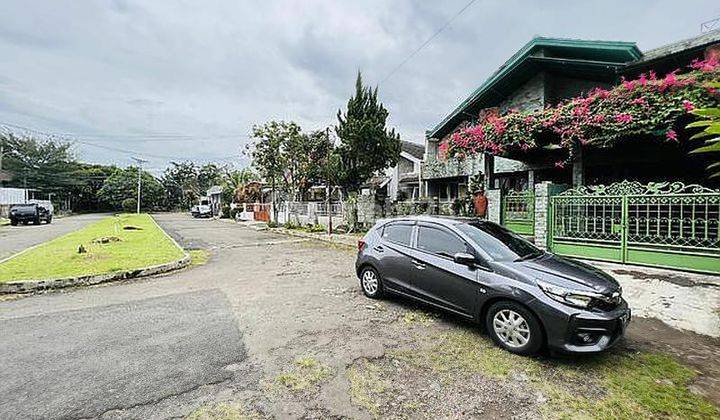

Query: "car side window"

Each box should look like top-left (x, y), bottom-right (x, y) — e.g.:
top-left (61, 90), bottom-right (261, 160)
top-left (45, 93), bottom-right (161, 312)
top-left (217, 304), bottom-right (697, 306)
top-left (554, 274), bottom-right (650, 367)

top-left (416, 225), bottom-right (467, 258)
top-left (382, 223), bottom-right (413, 246)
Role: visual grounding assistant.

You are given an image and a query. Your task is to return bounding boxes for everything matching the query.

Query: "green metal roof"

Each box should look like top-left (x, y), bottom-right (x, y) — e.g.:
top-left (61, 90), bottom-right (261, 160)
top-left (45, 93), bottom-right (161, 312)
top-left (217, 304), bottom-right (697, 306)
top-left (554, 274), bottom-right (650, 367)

top-left (427, 37), bottom-right (641, 140)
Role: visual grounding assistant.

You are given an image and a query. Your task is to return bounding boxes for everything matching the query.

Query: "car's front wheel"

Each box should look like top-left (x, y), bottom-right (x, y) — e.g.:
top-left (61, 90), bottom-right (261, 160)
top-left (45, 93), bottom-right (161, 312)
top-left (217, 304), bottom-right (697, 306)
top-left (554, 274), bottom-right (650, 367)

top-left (485, 301), bottom-right (543, 355)
top-left (359, 266), bottom-right (384, 299)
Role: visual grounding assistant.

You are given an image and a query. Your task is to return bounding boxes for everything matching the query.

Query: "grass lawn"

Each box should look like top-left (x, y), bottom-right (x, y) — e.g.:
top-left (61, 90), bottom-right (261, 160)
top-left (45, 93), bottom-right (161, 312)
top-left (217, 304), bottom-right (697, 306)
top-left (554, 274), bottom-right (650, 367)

top-left (0, 214), bottom-right (185, 282)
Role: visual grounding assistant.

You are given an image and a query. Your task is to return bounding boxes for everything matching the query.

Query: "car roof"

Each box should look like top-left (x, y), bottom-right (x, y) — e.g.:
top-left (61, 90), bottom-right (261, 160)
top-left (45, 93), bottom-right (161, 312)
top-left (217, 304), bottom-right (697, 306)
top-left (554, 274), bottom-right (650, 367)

top-left (377, 215), bottom-right (487, 228)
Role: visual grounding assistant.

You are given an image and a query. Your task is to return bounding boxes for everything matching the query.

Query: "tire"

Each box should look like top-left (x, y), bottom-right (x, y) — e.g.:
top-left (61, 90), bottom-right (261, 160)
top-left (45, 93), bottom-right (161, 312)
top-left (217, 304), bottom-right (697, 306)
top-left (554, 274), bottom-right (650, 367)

top-left (46, 216), bottom-right (52, 224)
top-left (33, 217), bottom-right (40, 225)
top-left (22, 221), bottom-right (29, 225)
top-left (10, 219), bottom-right (18, 226)
top-left (359, 266), bottom-right (384, 299)
top-left (485, 301), bottom-right (543, 355)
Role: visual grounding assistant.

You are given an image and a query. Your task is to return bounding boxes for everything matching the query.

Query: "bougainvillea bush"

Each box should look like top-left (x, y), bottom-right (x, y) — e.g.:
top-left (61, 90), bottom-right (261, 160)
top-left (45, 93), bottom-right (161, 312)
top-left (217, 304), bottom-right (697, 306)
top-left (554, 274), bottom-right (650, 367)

top-left (440, 57), bottom-right (720, 166)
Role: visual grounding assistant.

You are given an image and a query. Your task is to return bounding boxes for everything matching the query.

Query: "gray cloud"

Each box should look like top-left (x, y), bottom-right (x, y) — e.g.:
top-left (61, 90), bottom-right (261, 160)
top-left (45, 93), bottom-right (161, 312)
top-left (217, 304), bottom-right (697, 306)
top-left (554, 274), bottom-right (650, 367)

top-left (0, 0), bottom-right (718, 172)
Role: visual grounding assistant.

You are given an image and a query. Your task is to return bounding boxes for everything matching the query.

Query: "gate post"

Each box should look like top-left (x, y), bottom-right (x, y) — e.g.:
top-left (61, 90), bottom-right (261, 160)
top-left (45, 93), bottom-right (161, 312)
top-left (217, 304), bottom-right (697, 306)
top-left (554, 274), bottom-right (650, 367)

top-left (486, 189), bottom-right (502, 224)
top-left (534, 182), bottom-right (569, 250)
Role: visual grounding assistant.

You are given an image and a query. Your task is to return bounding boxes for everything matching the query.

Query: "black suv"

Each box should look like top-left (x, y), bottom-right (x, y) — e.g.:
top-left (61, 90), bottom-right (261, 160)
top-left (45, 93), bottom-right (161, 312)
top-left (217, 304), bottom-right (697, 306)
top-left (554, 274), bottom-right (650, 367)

top-left (355, 216), bottom-right (630, 355)
top-left (9, 203), bottom-right (53, 226)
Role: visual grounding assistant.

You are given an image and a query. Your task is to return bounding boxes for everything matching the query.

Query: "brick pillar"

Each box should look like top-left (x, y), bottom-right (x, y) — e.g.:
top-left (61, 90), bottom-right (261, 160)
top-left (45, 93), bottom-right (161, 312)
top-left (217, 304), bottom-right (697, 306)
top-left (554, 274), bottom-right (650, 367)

top-left (486, 189), bottom-right (502, 224)
top-left (534, 182), bottom-right (569, 250)
top-left (308, 202), bottom-right (318, 225)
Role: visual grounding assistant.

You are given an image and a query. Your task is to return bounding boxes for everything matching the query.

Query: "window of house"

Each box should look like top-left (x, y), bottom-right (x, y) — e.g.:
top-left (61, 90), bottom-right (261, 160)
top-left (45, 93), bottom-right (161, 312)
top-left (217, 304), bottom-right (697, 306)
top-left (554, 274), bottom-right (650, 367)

top-left (416, 225), bottom-right (467, 258)
top-left (382, 223), bottom-right (413, 246)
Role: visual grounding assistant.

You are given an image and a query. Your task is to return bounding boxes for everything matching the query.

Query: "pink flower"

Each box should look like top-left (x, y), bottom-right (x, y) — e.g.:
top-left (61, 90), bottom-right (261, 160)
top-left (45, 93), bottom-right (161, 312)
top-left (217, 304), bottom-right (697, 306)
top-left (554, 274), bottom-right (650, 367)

top-left (621, 77), bottom-right (635, 91)
top-left (638, 73), bottom-right (648, 86)
top-left (592, 114), bottom-right (606, 123)
top-left (666, 129), bottom-right (678, 142)
top-left (630, 98), bottom-right (646, 106)
top-left (682, 100), bottom-right (695, 112)
top-left (614, 113), bottom-right (633, 124)
top-left (554, 161), bottom-right (565, 169)
top-left (523, 115), bottom-right (536, 124)
top-left (691, 56), bottom-right (720, 72)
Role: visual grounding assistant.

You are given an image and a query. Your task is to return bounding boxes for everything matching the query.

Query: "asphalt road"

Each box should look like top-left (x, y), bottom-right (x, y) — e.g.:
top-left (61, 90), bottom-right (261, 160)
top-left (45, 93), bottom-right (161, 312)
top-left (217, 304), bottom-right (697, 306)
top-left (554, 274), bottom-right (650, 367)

top-left (0, 214), bottom-right (323, 419)
top-left (0, 213), bottom-right (107, 260)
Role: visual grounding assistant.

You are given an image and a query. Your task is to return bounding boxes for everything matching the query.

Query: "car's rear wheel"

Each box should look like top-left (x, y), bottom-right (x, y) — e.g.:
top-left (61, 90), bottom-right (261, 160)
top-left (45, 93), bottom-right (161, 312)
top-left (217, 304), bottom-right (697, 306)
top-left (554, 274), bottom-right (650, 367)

top-left (10, 219), bottom-right (18, 226)
top-left (359, 266), bottom-right (383, 299)
top-left (485, 301), bottom-right (543, 355)
top-left (46, 216), bottom-right (52, 224)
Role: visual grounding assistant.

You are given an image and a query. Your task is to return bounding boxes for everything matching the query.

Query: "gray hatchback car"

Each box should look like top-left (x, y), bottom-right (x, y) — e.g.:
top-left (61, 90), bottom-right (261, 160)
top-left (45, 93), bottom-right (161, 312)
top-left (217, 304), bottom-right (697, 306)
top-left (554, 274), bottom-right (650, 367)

top-left (355, 216), bottom-right (630, 355)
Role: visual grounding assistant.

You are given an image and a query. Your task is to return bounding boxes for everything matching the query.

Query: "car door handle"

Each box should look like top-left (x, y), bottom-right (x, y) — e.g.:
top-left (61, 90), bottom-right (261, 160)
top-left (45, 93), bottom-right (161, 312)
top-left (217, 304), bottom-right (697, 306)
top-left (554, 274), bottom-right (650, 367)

top-left (412, 260), bottom-right (426, 270)
top-left (373, 245), bottom-right (384, 252)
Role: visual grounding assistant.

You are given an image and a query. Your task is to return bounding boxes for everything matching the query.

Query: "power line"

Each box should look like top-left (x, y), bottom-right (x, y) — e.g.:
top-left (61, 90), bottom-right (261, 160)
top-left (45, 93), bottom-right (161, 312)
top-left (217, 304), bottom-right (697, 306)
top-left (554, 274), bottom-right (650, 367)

top-left (380, 0), bottom-right (478, 84)
top-left (1, 121), bottom-right (241, 162)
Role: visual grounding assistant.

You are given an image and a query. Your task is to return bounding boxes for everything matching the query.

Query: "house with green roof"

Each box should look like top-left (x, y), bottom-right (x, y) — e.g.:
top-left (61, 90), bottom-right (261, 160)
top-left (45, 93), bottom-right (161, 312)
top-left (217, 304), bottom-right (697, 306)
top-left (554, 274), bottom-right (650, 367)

top-left (421, 31), bottom-right (720, 274)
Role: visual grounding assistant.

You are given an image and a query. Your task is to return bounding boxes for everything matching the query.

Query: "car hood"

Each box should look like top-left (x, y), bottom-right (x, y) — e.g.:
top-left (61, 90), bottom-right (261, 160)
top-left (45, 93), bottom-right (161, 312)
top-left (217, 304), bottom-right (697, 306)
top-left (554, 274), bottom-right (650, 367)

top-left (498, 253), bottom-right (620, 295)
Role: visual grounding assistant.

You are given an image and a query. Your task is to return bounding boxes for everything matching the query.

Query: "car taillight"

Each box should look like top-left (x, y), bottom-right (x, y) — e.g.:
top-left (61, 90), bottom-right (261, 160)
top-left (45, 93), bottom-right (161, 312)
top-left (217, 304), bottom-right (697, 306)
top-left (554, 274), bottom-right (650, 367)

top-left (357, 240), bottom-right (366, 251)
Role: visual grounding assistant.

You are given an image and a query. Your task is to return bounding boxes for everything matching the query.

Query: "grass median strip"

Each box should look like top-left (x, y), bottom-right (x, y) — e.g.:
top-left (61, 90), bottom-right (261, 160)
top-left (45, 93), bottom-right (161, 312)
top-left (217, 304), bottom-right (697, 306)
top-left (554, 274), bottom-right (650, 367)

top-left (0, 214), bottom-right (185, 283)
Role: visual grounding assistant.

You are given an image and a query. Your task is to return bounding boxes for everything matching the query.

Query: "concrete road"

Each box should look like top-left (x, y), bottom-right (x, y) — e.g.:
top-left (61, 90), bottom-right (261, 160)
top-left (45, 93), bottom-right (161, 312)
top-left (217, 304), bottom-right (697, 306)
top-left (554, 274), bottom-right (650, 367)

top-left (0, 213), bottom-right (107, 260)
top-left (0, 213), bottom-right (717, 419)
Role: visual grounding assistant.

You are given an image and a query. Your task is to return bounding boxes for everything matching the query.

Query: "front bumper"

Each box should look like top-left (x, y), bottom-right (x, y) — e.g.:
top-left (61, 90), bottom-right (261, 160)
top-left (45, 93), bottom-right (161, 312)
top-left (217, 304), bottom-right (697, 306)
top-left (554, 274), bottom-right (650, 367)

top-left (531, 296), bottom-right (631, 353)
top-left (10, 214), bottom-right (38, 222)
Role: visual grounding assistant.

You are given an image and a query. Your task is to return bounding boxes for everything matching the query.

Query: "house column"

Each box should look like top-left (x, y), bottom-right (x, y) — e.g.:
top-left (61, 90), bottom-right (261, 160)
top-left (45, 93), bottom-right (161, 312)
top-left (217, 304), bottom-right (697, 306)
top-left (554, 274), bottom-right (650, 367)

top-left (483, 153), bottom-right (494, 189)
top-left (486, 188), bottom-right (502, 224)
top-left (572, 147), bottom-right (584, 186)
top-left (527, 170), bottom-right (535, 189)
top-left (534, 182), bottom-right (570, 250)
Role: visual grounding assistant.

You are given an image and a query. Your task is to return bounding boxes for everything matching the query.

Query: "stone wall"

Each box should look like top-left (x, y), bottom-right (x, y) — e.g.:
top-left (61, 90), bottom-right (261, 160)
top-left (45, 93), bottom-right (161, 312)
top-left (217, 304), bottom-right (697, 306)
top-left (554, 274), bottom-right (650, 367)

top-left (533, 182), bottom-right (569, 249)
top-left (499, 73), bottom-right (545, 113)
top-left (486, 189), bottom-right (502, 224)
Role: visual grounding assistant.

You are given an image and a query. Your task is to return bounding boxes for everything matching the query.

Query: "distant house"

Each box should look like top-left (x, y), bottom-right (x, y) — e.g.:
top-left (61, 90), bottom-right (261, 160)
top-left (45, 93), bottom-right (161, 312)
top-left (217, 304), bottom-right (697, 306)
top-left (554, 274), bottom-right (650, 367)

top-left (0, 187), bottom-right (27, 217)
top-left (359, 140), bottom-right (425, 201)
top-left (206, 185), bottom-right (223, 217)
top-left (387, 141), bottom-right (424, 201)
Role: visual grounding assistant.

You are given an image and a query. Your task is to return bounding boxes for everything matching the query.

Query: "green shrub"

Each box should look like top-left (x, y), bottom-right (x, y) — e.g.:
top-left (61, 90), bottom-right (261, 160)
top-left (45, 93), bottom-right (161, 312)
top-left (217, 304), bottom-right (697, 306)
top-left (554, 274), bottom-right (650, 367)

top-left (284, 220), bottom-right (300, 230)
top-left (305, 224), bottom-right (326, 233)
top-left (121, 198), bottom-right (137, 213)
top-left (267, 221), bottom-right (279, 228)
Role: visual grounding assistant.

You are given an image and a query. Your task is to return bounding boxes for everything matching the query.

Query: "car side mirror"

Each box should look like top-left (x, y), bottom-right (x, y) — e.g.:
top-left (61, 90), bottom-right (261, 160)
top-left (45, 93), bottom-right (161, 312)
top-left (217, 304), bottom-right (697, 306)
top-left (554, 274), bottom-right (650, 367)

top-left (453, 252), bottom-right (477, 266)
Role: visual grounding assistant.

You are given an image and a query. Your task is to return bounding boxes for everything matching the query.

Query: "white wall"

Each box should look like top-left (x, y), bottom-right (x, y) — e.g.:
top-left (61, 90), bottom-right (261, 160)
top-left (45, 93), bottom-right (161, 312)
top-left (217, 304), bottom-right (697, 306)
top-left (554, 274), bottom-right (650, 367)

top-left (0, 188), bottom-right (26, 205)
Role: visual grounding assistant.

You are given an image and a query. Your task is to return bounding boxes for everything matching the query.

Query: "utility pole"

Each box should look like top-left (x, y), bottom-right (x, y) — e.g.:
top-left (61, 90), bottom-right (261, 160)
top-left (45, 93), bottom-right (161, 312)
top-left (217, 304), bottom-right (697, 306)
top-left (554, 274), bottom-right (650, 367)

top-left (131, 156), bottom-right (148, 214)
top-left (325, 127), bottom-right (333, 235)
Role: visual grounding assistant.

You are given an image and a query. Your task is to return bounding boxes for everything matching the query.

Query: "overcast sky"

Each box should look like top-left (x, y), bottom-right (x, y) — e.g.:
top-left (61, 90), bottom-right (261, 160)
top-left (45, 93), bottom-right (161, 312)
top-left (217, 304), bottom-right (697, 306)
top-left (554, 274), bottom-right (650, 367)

top-left (1, 0), bottom-right (719, 172)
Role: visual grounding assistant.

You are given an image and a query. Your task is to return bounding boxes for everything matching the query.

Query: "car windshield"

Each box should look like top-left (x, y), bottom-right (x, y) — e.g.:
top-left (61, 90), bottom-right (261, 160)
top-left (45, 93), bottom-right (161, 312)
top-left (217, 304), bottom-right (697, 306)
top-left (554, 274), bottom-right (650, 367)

top-left (12, 204), bottom-right (35, 209)
top-left (456, 222), bottom-right (542, 262)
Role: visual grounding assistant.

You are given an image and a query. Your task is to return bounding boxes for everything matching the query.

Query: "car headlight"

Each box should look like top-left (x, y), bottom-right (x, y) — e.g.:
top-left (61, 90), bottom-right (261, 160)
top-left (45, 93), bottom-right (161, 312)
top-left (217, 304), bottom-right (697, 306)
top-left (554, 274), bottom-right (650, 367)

top-left (536, 280), bottom-right (597, 309)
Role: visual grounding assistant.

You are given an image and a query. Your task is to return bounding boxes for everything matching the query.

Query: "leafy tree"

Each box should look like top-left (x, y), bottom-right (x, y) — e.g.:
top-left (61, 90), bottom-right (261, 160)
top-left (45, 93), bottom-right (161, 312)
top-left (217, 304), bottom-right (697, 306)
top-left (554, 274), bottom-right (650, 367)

top-left (98, 166), bottom-right (164, 211)
top-left (66, 163), bottom-right (117, 211)
top-left (0, 133), bottom-right (116, 211)
top-left (160, 162), bottom-right (225, 210)
top-left (335, 72), bottom-right (401, 192)
top-left (687, 83), bottom-right (720, 178)
top-left (248, 121), bottom-right (299, 220)
top-left (1, 133), bottom-right (78, 194)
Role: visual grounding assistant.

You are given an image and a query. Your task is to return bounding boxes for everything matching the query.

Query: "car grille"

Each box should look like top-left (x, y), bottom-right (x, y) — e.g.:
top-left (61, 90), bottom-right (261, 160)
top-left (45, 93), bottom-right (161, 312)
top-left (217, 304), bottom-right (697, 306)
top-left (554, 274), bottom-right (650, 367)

top-left (590, 290), bottom-right (622, 312)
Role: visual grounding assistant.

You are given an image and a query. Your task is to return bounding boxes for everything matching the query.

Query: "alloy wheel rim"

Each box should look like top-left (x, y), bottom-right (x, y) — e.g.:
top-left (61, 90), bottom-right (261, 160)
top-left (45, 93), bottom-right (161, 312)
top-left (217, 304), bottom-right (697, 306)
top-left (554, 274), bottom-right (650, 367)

top-left (493, 309), bottom-right (530, 348)
top-left (362, 270), bottom-right (378, 295)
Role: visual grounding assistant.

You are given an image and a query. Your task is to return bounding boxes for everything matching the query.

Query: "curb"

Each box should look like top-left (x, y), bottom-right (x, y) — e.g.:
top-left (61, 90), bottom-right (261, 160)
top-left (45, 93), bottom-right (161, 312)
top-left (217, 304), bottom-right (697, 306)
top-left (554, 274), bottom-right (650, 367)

top-left (0, 214), bottom-right (191, 294)
top-left (267, 227), bottom-right (358, 248)
top-left (0, 255), bottom-right (191, 294)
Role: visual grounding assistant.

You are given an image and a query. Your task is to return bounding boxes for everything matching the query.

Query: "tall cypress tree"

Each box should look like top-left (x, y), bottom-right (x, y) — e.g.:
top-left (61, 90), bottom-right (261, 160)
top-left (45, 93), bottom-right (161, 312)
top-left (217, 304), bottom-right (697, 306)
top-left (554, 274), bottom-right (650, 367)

top-left (335, 72), bottom-right (401, 192)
